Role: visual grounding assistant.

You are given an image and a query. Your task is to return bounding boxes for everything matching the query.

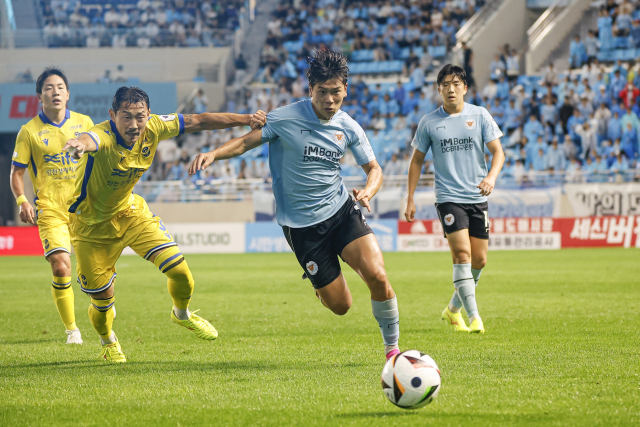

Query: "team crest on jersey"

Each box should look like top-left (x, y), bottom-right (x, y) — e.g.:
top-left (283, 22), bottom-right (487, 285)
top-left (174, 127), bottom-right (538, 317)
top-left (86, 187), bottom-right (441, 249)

top-left (74, 132), bottom-right (81, 138)
top-left (444, 214), bottom-right (455, 226)
top-left (306, 261), bottom-right (319, 275)
top-left (142, 146), bottom-right (151, 158)
top-left (464, 119), bottom-right (476, 130)
top-left (333, 131), bottom-right (345, 146)
top-left (159, 114), bottom-right (176, 122)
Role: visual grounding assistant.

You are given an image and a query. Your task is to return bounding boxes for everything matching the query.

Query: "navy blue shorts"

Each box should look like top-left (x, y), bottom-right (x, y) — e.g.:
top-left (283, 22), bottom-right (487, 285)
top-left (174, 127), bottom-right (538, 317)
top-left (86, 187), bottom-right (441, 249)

top-left (282, 198), bottom-right (373, 289)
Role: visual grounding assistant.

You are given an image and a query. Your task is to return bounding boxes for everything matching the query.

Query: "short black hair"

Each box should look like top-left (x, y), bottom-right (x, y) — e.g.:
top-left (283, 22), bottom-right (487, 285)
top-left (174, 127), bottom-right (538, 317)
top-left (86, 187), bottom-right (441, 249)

top-left (306, 49), bottom-right (349, 88)
top-left (36, 67), bottom-right (69, 94)
top-left (437, 64), bottom-right (467, 86)
top-left (112, 86), bottom-right (150, 112)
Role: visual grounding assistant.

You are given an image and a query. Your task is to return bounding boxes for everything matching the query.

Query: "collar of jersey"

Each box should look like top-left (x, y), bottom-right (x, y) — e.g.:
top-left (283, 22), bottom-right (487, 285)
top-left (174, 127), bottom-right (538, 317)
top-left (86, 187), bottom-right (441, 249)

top-left (39, 109), bottom-right (70, 128)
top-left (109, 120), bottom-right (135, 151)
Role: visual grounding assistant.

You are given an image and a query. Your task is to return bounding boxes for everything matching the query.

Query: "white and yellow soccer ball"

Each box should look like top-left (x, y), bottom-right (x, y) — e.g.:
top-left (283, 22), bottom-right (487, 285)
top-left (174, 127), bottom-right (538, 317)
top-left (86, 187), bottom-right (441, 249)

top-left (381, 350), bottom-right (441, 409)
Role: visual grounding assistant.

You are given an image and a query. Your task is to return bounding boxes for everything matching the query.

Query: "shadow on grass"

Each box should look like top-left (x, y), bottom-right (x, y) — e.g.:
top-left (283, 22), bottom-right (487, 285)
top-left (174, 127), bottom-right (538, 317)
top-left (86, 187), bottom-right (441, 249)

top-left (3, 359), bottom-right (369, 373)
top-left (0, 338), bottom-right (61, 345)
top-left (337, 411), bottom-right (417, 419)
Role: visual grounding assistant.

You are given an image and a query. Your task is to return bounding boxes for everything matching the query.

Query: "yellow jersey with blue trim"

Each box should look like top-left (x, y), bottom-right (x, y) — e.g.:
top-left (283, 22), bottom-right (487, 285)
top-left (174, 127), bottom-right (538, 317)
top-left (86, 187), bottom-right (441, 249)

top-left (69, 113), bottom-right (185, 225)
top-left (11, 109), bottom-right (94, 216)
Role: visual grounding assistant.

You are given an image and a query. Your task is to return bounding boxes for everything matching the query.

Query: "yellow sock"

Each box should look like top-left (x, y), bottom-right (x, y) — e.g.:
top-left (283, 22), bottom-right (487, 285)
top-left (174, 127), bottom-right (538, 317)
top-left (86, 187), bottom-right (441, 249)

top-left (51, 276), bottom-right (77, 330)
top-left (154, 248), bottom-right (193, 309)
top-left (88, 295), bottom-right (115, 340)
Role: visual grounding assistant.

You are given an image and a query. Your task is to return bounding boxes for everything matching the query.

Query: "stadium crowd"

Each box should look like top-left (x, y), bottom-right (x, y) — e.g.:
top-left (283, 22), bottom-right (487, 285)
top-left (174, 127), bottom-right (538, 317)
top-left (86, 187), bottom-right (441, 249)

top-left (39, 0), bottom-right (242, 48)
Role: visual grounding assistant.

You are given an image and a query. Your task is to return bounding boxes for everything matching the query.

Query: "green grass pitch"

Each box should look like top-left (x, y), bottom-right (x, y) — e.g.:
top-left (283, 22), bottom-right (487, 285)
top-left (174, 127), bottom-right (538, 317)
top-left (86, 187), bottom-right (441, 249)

top-left (1, 248), bottom-right (639, 426)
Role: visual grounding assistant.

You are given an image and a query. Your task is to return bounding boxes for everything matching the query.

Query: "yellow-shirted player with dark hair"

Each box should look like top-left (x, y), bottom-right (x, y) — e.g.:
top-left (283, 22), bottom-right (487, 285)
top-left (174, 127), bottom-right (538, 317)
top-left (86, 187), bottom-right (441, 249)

top-left (63, 86), bottom-right (266, 362)
top-left (10, 67), bottom-right (93, 344)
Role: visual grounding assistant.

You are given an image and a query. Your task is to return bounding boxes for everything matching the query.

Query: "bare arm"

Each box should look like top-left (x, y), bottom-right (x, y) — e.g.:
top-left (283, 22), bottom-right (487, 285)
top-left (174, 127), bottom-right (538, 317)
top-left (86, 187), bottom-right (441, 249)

top-left (189, 129), bottom-right (265, 175)
top-left (63, 133), bottom-right (98, 159)
top-left (478, 139), bottom-right (505, 196)
top-left (183, 110), bottom-right (266, 134)
top-left (404, 148), bottom-right (426, 222)
top-left (352, 159), bottom-right (383, 212)
top-left (10, 166), bottom-right (35, 224)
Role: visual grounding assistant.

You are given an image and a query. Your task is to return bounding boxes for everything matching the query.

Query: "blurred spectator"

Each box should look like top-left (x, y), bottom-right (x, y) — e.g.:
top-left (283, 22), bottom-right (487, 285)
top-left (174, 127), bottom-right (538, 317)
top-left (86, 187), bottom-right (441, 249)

top-left (193, 89), bottom-right (209, 114)
top-left (112, 65), bottom-right (127, 83)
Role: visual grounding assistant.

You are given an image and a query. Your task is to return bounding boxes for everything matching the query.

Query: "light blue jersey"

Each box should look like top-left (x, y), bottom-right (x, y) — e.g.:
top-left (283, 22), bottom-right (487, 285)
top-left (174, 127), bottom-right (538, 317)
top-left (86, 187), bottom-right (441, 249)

top-left (261, 99), bottom-right (376, 227)
top-left (411, 103), bottom-right (503, 204)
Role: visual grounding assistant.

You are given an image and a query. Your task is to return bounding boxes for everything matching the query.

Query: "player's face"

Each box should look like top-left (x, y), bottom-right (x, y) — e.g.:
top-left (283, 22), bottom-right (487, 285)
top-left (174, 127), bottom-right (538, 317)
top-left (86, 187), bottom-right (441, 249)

top-left (309, 79), bottom-right (348, 120)
top-left (438, 75), bottom-right (467, 110)
top-left (109, 102), bottom-right (150, 145)
top-left (38, 75), bottom-right (69, 113)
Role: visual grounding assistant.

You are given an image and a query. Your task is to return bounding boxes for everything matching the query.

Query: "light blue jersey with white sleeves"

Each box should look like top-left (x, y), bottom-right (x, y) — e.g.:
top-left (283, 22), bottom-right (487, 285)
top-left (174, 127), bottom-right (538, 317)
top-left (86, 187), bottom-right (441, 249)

top-left (411, 103), bottom-right (503, 204)
top-left (261, 99), bottom-right (376, 227)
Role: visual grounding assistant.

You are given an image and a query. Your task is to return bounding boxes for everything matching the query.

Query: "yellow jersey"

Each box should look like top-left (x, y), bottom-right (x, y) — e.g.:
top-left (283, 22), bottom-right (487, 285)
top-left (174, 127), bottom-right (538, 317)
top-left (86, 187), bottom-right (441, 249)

top-left (69, 113), bottom-right (185, 225)
top-left (11, 109), bottom-right (94, 219)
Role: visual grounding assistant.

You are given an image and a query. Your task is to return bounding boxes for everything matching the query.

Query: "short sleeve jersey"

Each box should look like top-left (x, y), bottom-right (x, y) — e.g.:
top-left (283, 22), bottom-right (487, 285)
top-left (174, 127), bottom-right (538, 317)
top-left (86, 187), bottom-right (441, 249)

top-left (261, 99), bottom-right (375, 227)
top-left (411, 103), bottom-right (503, 204)
top-left (11, 109), bottom-right (94, 217)
top-left (69, 114), bottom-right (185, 224)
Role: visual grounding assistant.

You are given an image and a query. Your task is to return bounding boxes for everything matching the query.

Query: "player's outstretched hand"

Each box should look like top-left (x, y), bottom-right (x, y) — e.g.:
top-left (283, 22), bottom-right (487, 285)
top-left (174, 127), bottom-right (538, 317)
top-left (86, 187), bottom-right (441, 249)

top-left (352, 188), bottom-right (372, 212)
top-left (404, 199), bottom-right (416, 222)
top-left (477, 176), bottom-right (496, 196)
top-left (189, 152), bottom-right (215, 175)
top-left (63, 138), bottom-right (85, 159)
top-left (250, 110), bottom-right (267, 130)
top-left (18, 201), bottom-right (35, 225)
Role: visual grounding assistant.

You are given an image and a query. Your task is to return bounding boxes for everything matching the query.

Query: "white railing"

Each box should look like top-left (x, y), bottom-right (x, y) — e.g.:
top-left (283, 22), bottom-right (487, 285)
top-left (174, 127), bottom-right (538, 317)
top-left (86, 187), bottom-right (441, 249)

top-left (133, 170), bottom-right (640, 203)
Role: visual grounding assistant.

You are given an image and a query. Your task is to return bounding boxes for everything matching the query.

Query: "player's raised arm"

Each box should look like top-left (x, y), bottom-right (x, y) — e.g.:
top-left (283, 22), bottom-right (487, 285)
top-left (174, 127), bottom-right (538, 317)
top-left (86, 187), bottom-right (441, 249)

top-left (189, 129), bottom-right (265, 175)
top-left (477, 139), bottom-right (505, 196)
top-left (405, 148), bottom-right (426, 222)
top-left (352, 159), bottom-right (383, 212)
top-left (63, 132), bottom-right (98, 159)
top-left (182, 110), bottom-right (267, 133)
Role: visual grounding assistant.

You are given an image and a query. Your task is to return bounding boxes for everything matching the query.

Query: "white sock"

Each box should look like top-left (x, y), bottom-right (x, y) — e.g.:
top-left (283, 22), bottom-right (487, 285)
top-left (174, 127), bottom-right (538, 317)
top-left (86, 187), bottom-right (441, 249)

top-left (100, 332), bottom-right (116, 345)
top-left (173, 306), bottom-right (191, 320)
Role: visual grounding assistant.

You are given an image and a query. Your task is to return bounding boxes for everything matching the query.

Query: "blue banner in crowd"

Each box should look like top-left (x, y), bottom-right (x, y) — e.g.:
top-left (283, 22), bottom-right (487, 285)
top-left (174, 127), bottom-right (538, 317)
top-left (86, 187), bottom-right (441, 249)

top-left (0, 83), bottom-right (177, 132)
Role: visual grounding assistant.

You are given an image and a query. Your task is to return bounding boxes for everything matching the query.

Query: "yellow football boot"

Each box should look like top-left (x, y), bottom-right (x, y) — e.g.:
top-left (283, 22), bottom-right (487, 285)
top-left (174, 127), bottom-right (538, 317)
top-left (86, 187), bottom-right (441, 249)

top-left (171, 309), bottom-right (218, 340)
top-left (99, 335), bottom-right (126, 363)
top-left (441, 306), bottom-right (471, 332)
top-left (469, 317), bottom-right (485, 334)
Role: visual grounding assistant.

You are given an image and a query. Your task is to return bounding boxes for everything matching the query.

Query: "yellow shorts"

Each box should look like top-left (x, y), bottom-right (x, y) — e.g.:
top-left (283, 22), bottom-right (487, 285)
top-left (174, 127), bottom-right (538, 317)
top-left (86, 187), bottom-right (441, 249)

top-left (37, 213), bottom-right (71, 258)
top-left (70, 194), bottom-right (176, 294)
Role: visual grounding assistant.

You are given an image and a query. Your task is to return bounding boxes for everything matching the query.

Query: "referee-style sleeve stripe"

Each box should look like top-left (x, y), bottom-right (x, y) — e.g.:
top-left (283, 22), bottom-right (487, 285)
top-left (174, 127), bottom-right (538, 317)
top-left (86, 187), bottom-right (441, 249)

top-left (178, 114), bottom-right (185, 135)
top-left (81, 132), bottom-right (100, 151)
top-left (12, 160), bottom-right (28, 168)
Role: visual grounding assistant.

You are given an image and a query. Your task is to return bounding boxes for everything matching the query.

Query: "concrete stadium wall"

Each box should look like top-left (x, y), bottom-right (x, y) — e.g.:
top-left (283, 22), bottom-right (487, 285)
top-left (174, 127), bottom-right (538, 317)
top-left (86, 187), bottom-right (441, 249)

top-left (467, 0), bottom-right (529, 87)
top-left (525, 0), bottom-right (592, 74)
top-left (0, 47), bottom-right (231, 111)
top-left (146, 201), bottom-right (254, 223)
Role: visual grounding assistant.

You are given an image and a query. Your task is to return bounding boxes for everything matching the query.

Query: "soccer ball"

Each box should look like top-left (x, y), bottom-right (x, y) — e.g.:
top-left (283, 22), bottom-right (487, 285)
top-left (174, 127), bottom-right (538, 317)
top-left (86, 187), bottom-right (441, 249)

top-left (381, 350), bottom-right (441, 409)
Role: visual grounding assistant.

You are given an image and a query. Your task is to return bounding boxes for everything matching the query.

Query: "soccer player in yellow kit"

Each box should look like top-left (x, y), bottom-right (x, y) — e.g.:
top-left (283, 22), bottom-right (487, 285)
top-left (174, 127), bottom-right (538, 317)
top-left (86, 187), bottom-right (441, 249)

top-left (10, 68), bottom-right (94, 344)
top-left (63, 86), bottom-right (266, 362)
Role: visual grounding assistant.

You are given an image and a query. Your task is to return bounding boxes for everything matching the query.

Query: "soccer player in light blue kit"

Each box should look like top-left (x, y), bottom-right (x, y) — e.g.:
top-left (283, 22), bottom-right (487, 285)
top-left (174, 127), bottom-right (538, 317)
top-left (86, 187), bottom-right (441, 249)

top-left (405, 65), bottom-right (505, 334)
top-left (190, 49), bottom-right (402, 360)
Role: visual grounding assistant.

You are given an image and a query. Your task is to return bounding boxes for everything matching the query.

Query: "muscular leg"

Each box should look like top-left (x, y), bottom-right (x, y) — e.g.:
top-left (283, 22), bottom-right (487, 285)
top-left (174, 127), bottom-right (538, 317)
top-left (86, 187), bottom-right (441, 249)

top-left (340, 234), bottom-right (399, 353)
top-left (315, 273), bottom-right (353, 316)
top-left (446, 230), bottom-right (479, 321)
top-left (470, 237), bottom-right (488, 285)
top-left (149, 247), bottom-right (194, 320)
top-left (48, 251), bottom-right (77, 331)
